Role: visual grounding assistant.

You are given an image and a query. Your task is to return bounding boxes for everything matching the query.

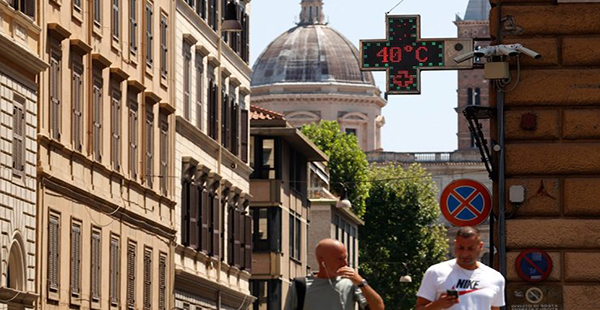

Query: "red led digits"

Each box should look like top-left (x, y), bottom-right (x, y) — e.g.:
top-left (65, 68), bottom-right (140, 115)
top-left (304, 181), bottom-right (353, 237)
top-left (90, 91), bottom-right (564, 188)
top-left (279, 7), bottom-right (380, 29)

top-left (416, 46), bottom-right (428, 62)
top-left (377, 46), bottom-right (430, 64)
top-left (392, 71), bottom-right (414, 88)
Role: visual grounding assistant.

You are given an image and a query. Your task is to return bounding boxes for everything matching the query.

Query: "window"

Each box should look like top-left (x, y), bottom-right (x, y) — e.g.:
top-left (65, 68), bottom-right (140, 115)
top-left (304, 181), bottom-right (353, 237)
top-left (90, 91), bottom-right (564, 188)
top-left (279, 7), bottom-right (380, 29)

top-left (12, 94), bottom-right (25, 174)
top-left (91, 229), bottom-right (101, 303)
top-left (475, 88), bottom-right (481, 106)
top-left (159, 114), bottom-right (168, 194)
top-left (183, 44), bottom-right (191, 120)
top-left (94, 0), bottom-right (102, 25)
top-left (48, 213), bottom-right (60, 293)
top-left (240, 96), bottom-right (248, 163)
top-left (128, 94), bottom-right (138, 179)
top-left (345, 128), bottom-right (357, 136)
top-left (230, 89), bottom-right (239, 155)
top-left (221, 80), bottom-right (229, 149)
top-left (207, 70), bottom-right (217, 139)
top-left (289, 214), bottom-right (301, 261)
top-left (250, 280), bottom-right (282, 310)
top-left (289, 148), bottom-right (305, 193)
top-left (72, 57), bottom-right (84, 152)
top-left (181, 167), bottom-right (211, 251)
top-left (195, 54), bottom-right (203, 130)
top-left (130, 0), bottom-right (137, 53)
top-left (241, 12), bottom-right (249, 62)
top-left (467, 88), bottom-right (473, 106)
top-left (74, 0), bottom-right (82, 13)
top-left (252, 208), bottom-right (281, 253)
top-left (158, 253), bottom-right (167, 310)
top-left (208, 0), bottom-right (217, 31)
top-left (93, 69), bottom-right (103, 161)
top-left (127, 241), bottom-right (136, 309)
top-left (145, 104), bottom-right (154, 187)
top-left (143, 248), bottom-right (152, 310)
top-left (251, 138), bottom-right (280, 180)
top-left (160, 14), bottom-right (167, 77)
top-left (11, 0), bottom-right (35, 19)
top-left (111, 84), bottom-right (122, 170)
top-left (70, 221), bottom-right (82, 298)
top-left (243, 208), bottom-right (252, 271)
top-left (50, 49), bottom-right (62, 141)
top-left (145, 2), bottom-right (153, 66)
top-left (109, 236), bottom-right (120, 306)
top-left (210, 190), bottom-right (221, 258)
top-left (113, 0), bottom-right (120, 40)
top-left (197, 0), bottom-right (206, 19)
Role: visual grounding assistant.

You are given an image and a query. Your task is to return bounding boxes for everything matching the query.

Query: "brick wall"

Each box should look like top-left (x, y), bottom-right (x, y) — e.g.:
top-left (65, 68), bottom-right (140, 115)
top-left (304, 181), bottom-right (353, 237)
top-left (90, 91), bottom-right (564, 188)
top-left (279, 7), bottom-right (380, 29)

top-left (491, 1), bottom-right (600, 308)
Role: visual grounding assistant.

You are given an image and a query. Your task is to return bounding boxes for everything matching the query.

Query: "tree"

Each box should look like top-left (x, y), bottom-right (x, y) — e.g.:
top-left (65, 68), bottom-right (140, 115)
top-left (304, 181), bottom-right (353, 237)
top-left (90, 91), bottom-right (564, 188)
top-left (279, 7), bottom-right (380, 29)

top-left (360, 164), bottom-right (448, 309)
top-left (301, 121), bottom-right (370, 217)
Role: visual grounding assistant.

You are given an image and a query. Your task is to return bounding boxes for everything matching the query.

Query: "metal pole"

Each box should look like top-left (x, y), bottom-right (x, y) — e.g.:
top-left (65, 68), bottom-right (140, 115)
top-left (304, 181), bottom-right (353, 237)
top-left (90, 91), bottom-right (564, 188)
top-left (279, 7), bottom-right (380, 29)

top-left (497, 88), bottom-right (507, 310)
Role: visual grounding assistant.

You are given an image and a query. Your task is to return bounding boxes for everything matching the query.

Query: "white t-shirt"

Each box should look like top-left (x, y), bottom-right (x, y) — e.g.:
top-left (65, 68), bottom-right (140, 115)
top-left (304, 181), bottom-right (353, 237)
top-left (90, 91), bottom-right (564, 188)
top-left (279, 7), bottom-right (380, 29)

top-left (417, 259), bottom-right (505, 310)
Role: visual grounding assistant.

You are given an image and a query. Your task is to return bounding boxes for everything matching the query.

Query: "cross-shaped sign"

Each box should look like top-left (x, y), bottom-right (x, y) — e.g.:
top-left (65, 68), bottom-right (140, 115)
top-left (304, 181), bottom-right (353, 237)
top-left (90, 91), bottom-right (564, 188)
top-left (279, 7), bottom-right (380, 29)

top-left (360, 15), bottom-right (473, 95)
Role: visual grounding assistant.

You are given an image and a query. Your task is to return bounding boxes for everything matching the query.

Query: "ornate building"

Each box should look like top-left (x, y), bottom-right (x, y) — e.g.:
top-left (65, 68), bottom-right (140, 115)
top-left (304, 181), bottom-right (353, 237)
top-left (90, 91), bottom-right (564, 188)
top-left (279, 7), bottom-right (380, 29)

top-left (250, 0), bottom-right (386, 152)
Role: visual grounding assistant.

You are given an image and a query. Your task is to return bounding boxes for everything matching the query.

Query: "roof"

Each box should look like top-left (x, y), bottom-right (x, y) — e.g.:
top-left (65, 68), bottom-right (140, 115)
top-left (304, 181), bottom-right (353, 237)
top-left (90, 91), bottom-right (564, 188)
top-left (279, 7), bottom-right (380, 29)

top-left (251, 24), bottom-right (375, 87)
top-left (250, 105), bottom-right (284, 120)
top-left (462, 0), bottom-right (491, 21)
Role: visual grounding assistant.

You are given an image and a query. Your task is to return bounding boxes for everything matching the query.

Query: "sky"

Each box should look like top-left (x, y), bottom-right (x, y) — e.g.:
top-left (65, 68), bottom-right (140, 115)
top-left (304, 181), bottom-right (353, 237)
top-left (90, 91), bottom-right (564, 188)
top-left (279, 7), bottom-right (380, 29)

top-left (249, 0), bottom-right (473, 152)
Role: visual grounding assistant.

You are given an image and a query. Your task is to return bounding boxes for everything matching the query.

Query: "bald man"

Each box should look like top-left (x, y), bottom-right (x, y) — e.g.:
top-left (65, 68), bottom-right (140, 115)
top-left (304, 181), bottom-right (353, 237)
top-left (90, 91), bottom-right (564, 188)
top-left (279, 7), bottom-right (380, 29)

top-left (284, 239), bottom-right (385, 310)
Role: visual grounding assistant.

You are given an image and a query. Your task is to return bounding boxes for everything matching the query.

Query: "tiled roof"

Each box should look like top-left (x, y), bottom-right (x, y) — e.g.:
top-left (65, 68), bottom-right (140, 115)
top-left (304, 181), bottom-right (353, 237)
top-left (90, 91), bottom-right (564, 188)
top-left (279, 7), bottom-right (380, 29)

top-left (250, 105), bottom-right (285, 120)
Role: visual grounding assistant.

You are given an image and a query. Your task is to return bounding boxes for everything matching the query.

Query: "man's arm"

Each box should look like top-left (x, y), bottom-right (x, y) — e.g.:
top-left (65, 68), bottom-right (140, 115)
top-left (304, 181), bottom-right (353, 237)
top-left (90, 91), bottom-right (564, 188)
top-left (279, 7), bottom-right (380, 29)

top-left (492, 307), bottom-right (500, 310)
top-left (415, 295), bottom-right (459, 310)
top-left (337, 267), bottom-right (385, 310)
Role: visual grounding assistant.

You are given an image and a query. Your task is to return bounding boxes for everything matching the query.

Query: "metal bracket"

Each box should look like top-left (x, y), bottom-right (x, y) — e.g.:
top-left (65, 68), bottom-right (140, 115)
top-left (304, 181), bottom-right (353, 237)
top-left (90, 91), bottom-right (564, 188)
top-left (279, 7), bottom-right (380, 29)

top-left (463, 106), bottom-right (496, 179)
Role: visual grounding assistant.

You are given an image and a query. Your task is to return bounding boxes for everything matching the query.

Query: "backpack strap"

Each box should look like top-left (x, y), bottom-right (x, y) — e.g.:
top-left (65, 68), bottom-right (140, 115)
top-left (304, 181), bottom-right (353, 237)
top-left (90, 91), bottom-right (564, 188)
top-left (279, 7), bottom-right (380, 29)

top-left (294, 277), bottom-right (307, 310)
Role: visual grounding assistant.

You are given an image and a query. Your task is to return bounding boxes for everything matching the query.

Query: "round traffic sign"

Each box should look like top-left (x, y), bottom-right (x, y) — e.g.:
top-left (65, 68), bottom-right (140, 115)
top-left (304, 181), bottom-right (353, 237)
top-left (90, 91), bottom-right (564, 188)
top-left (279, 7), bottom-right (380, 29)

top-left (515, 249), bottom-right (553, 283)
top-left (525, 287), bottom-right (544, 304)
top-left (440, 179), bottom-right (491, 227)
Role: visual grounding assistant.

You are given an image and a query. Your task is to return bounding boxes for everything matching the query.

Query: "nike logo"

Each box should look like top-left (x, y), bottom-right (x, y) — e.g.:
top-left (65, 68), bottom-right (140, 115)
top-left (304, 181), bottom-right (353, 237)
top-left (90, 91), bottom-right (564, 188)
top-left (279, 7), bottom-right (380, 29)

top-left (458, 288), bottom-right (483, 295)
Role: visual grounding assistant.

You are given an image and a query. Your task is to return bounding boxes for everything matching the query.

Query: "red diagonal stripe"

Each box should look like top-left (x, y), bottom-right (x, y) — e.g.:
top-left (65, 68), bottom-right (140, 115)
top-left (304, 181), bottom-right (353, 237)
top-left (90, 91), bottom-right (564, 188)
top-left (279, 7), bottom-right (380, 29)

top-left (450, 189), bottom-right (481, 217)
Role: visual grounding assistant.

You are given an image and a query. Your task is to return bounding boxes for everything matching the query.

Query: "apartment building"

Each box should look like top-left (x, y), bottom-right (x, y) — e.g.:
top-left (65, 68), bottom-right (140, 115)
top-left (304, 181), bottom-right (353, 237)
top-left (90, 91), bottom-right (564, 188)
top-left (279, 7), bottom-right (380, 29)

top-left (248, 106), bottom-right (328, 310)
top-left (0, 0), bottom-right (47, 308)
top-left (173, 0), bottom-right (254, 309)
top-left (37, 0), bottom-right (176, 310)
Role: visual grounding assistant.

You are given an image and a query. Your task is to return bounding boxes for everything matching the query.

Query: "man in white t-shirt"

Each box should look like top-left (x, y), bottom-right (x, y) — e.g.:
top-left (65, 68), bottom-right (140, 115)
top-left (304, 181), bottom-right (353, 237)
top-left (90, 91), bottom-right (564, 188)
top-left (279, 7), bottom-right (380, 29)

top-left (416, 226), bottom-right (505, 310)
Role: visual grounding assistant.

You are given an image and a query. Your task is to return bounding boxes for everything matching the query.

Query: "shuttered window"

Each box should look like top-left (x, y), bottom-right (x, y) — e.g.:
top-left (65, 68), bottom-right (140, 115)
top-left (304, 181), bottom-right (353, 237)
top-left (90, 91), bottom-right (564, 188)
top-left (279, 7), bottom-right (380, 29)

top-left (128, 95), bottom-right (138, 179)
top-left (181, 175), bottom-right (191, 246)
top-left (243, 211), bottom-right (252, 271)
top-left (145, 1), bottom-right (153, 67)
top-left (74, 0), bottom-right (82, 12)
top-left (230, 93), bottom-right (239, 156)
top-left (200, 187), bottom-right (210, 253)
top-left (221, 84), bottom-right (228, 149)
top-left (158, 253), bottom-right (167, 310)
top-left (208, 0), bottom-right (217, 31)
top-left (160, 14), bottom-right (167, 78)
top-left (109, 236), bottom-right (120, 306)
top-left (189, 179), bottom-right (199, 249)
top-left (91, 229), bottom-right (101, 302)
top-left (143, 248), bottom-right (152, 310)
top-left (48, 213), bottom-right (60, 293)
top-left (195, 54), bottom-right (203, 130)
top-left (127, 241), bottom-right (136, 309)
top-left (93, 71), bottom-right (103, 161)
top-left (50, 51), bottom-right (62, 141)
top-left (112, 0), bottom-right (120, 40)
top-left (12, 95), bottom-right (25, 173)
top-left (240, 105), bottom-right (248, 163)
top-left (198, 0), bottom-right (206, 19)
top-left (145, 104), bottom-right (154, 188)
top-left (159, 114), bottom-right (168, 195)
top-left (211, 192), bottom-right (220, 258)
top-left (183, 43), bottom-right (191, 120)
top-left (130, 0), bottom-right (137, 53)
top-left (207, 78), bottom-right (218, 140)
top-left (72, 61), bottom-right (84, 152)
top-left (70, 221), bottom-right (82, 297)
top-left (94, 0), bottom-right (102, 24)
top-left (111, 87), bottom-right (122, 170)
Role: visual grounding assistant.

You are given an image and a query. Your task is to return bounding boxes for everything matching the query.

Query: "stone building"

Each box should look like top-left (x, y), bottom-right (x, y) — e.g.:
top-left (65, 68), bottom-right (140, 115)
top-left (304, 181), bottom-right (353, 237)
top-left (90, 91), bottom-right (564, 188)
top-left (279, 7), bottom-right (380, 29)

top-left (250, 0), bottom-right (386, 152)
top-left (0, 0), bottom-right (47, 308)
top-left (37, 0), bottom-right (176, 310)
top-left (173, 0), bottom-right (254, 309)
top-left (489, 0), bottom-right (600, 308)
top-left (248, 106), bottom-right (327, 310)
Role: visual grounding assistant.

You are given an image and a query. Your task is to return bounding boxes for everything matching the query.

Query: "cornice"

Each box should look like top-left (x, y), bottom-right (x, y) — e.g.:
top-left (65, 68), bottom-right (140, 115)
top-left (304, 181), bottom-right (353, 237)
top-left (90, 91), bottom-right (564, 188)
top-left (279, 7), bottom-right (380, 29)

top-left (0, 32), bottom-right (48, 74)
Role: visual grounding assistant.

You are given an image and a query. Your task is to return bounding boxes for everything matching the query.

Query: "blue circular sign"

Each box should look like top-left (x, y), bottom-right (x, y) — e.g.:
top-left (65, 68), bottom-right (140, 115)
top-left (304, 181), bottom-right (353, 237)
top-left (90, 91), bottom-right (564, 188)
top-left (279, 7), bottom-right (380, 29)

top-left (440, 179), bottom-right (491, 227)
top-left (516, 249), bottom-right (553, 282)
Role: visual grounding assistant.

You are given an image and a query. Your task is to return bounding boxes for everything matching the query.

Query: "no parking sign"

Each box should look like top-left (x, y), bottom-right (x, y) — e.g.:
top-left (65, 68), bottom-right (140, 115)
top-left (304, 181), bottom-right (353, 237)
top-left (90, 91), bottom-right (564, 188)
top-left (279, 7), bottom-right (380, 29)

top-left (516, 249), bottom-right (553, 282)
top-left (440, 179), bottom-right (491, 227)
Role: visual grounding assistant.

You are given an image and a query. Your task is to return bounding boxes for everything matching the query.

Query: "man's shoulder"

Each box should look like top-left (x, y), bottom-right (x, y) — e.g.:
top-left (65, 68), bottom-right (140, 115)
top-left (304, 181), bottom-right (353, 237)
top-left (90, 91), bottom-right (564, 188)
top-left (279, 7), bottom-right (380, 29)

top-left (427, 259), bottom-right (456, 272)
top-left (478, 264), bottom-right (505, 282)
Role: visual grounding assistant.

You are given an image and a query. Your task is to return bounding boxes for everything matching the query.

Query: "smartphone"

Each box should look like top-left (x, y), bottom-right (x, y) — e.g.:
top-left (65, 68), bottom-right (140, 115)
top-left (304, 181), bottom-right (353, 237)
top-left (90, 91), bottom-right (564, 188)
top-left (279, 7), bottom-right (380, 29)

top-left (446, 290), bottom-right (459, 298)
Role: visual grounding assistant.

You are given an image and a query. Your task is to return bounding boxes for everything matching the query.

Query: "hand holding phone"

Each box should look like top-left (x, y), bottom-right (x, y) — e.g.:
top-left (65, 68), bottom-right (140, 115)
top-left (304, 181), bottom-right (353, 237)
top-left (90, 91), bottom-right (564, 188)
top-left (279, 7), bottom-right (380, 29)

top-left (446, 290), bottom-right (459, 298)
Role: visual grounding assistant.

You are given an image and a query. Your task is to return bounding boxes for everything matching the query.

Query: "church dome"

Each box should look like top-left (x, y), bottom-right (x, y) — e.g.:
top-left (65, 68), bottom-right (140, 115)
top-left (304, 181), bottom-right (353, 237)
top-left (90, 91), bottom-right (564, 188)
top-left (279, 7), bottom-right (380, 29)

top-left (251, 8), bottom-right (375, 87)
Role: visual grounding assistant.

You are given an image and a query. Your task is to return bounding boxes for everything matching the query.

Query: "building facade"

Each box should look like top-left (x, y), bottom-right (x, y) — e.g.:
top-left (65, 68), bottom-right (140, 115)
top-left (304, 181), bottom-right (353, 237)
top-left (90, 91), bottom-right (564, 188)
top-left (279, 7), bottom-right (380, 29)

top-left (173, 1), bottom-right (254, 309)
top-left (248, 106), bottom-right (327, 310)
top-left (250, 0), bottom-right (386, 152)
top-left (490, 0), bottom-right (600, 308)
top-left (0, 0), bottom-right (47, 308)
top-left (37, 1), bottom-right (176, 310)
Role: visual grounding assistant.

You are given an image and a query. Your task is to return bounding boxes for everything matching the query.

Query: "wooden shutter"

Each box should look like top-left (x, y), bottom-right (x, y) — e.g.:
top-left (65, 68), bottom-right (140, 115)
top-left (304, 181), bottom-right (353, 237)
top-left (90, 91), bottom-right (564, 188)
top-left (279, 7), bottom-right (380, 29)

top-left (208, 81), bottom-right (217, 139)
top-left (129, 99), bottom-right (138, 179)
top-left (127, 242), bottom-right (136, 308)
top-left (231, 100), bottom-right (239, 156)
top-left (93, 81), bottom-right (103, 161)
top-left (160, 15), bottom-right (168, 77)
top-left (130, 0), bottom-right (137, 52)
top-left (70, 223), bottom-right (81, 297)
top-left (189, 181), bottom-right (199, 249)
top-left (12, 106), bottom-right (24, 171)
top-left (48, 214), bottom-right (60, 292)
top-left (244, 214), bottom-right (252, 271)
top-left (113, 0), bottom-right (120, 39)
top-left (112, 91), bottom-right (121, 170)
top-left (227, 204), bottom-right (234, 266)
top-left (181, 178), bottom-right (190, 246)
top-left (110, 237), bottom-right (120, 306)
top-left (143, 248), bottom-right (152, 310)
top-left (158, 254), bottom-right (167, 310)
top-left (73, 68), bottom-right (83, 151)
top-left (91, 230), bottom-right (101, 302)
top-left (196, 58), bottom-right (203, 130)
top-left (183, 49), bottom-right (191, 120)
top-left (240, 108), bottom-right (248, 163)
top-left (51, 55), bottom-right (62, 140)
top-left (221, 93), bottom-right (229, 149)
top-left (211, 194), bottom-right (220, 259)
top-left (159, 115), bottom-right (168, 194)
top-left (233, 209), bottom-right (241, 267)
top-left (244, 14), bottom-right (250, 62)
top-left (145, 2), bottom-right (153, 66)
top-left (145, 106), bottom-right (154, 187)
top-left (200, 188), bottom-right (210, 253)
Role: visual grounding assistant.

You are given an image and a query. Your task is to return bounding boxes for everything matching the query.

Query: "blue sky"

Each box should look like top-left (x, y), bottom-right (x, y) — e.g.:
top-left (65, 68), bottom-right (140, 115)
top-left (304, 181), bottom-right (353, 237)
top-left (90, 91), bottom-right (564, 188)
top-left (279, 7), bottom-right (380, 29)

top-left (250, 0), bottom-right (472, 152)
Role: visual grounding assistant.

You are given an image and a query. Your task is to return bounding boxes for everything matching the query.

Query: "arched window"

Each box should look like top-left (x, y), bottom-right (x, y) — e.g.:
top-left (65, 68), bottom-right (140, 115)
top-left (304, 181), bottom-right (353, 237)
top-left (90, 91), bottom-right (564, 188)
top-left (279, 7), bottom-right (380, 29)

top-left (7, 237), bottom-right (26, 291)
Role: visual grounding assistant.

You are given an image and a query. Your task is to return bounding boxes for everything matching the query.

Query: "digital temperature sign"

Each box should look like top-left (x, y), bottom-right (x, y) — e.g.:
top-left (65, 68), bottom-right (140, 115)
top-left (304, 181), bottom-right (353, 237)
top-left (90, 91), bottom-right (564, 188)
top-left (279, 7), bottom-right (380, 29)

top-left (360, 15), bottom-right (469, 95)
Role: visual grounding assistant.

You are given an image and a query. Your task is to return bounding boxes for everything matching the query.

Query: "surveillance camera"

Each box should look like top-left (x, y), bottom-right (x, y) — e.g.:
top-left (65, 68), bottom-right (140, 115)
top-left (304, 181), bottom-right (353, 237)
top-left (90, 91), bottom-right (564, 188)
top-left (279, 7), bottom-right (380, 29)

top-left (497, 45), bottom-right (519, 57)
top-left (474, 46), bottom-right (494, 58)
top-left (453, 51), bottom-right (475, 64)
top-left (513, 44), bottom-right (542, 59)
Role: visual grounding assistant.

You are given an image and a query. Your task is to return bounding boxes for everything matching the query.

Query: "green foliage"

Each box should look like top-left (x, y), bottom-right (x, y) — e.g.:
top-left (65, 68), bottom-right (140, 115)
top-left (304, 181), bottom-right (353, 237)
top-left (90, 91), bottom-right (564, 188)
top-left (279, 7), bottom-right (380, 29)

top-left (301, 121), bottom-right (370, 217)
top-left (360, 164), bottom-right (448, 310)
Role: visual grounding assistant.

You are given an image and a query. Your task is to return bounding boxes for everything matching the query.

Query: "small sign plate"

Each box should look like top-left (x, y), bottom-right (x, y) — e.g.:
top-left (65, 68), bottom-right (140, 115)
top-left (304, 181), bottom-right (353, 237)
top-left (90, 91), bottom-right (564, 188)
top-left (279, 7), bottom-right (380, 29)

top-left (507, 284), bottom-right (563, 310)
